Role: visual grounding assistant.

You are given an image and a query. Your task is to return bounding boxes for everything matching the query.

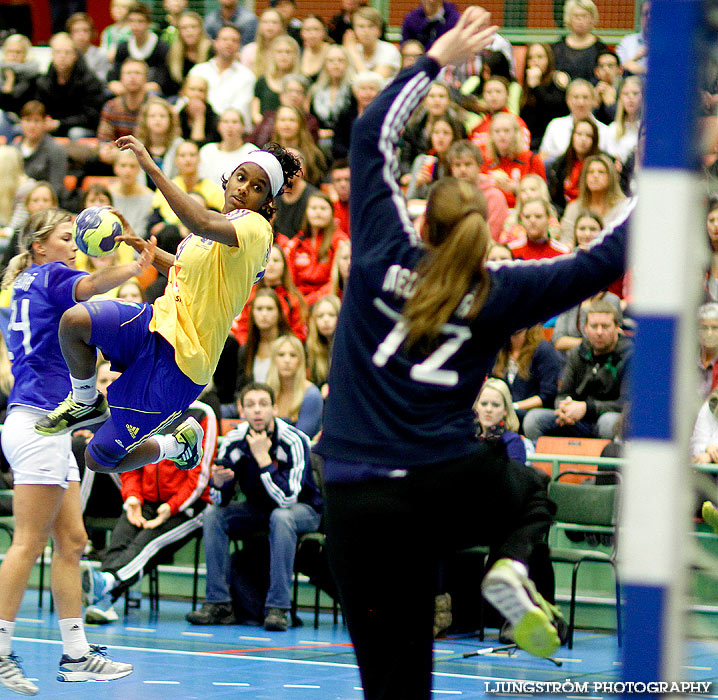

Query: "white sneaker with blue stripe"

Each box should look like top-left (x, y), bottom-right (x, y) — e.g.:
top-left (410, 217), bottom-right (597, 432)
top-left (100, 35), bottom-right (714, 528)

top-left (57, 645), bottom-right (132, 682)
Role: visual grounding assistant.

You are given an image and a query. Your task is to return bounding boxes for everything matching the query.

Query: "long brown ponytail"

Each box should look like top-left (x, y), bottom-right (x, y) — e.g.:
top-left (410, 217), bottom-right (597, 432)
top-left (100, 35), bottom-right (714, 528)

top-left (403, 178), bottom-right (491, 346)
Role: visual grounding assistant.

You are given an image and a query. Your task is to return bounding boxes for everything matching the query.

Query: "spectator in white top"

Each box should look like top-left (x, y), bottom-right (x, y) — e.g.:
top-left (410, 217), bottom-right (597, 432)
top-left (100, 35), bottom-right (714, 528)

top-left (188, 25), bottom-right (256, 131)
top-left (343, 7), bottom-right (401, 80)
top-left (539, 78), bottom-right (608, 164)
top-left (199, 108), bottom-right (257, 187)
top-left (616, 0), bottom-right (649, 76)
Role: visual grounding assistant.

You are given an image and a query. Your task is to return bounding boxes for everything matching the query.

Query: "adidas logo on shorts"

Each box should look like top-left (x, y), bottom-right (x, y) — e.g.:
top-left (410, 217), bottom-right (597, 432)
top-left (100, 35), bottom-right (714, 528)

top-left (126, 424), bottom-right (139, 438)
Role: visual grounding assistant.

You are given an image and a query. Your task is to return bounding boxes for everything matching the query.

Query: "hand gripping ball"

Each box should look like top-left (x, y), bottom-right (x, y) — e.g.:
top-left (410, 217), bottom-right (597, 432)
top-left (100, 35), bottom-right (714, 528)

top-left (73, 207), bottom-right (123, 257)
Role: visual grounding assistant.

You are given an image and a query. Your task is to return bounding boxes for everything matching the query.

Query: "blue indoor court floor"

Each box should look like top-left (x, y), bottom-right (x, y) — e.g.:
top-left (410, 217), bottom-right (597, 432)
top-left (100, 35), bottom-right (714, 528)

top-left (4, 597), bottom-right (718, 699)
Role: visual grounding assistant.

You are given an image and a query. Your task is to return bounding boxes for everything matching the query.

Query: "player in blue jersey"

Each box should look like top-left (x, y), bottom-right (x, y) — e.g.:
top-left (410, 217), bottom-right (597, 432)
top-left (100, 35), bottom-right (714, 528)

top-left (34, 140), bottom-right (302, 478)
top-left (314, 8), bottom-right (634, 699)
top-left (0, 208), bottom-right (155, 694)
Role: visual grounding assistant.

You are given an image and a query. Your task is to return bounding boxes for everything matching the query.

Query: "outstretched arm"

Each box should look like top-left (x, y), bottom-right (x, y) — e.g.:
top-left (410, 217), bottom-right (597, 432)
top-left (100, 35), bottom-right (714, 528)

top-left (115, 135), bottom-right (239, 247)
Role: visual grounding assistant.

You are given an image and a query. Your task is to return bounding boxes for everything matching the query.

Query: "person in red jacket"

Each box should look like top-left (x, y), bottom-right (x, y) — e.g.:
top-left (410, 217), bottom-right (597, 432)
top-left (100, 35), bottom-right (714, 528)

top-left (283, 191), bottom-right (349, 306)
top-left (509, 197), bottom-right (570, 260)
top-left (231, 244), bottom-right (308, 344)
top-left (80, 401), bottom-right (217, 623)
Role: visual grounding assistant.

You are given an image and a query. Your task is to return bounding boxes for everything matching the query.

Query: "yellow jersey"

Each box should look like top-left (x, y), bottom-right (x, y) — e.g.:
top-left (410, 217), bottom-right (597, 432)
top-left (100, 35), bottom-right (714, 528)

top-left (149, 209), bottom-right (272, 385)
top-left (152, 178), bottom-right (225, 226)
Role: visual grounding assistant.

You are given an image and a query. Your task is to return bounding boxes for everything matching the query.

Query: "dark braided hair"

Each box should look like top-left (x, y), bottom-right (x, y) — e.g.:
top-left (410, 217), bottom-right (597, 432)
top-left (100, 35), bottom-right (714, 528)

top-left (222, 143), bottom-right (303, 223)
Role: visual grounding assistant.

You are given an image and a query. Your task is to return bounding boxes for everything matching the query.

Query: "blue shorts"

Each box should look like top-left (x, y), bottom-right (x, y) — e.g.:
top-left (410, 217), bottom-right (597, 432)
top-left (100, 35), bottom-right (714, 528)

top-left (81, 299), bottom-right (204, 468)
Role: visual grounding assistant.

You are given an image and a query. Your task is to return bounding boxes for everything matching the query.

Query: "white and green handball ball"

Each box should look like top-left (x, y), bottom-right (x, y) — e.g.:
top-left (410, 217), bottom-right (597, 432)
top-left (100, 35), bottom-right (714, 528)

top-left (73, 206), bottom-right (123, 257)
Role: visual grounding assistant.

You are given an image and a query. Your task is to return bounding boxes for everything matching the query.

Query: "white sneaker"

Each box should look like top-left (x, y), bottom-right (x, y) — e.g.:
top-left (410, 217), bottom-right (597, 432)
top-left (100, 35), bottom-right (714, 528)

top-left (85, 604), bottom-right (119, 625)
top-left (0, 653), bottom-right (38, 695)
top-left (57, 645), bottom-right (132, 682)
top-left (81, 563), bottom-right (115, 606)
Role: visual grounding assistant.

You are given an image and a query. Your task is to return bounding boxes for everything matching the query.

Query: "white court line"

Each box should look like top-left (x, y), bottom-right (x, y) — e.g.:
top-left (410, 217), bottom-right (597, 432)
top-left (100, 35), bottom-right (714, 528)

top-left (683, 665), bottom-right (712, 670)
top-left (125, 627), bottom-right (156, 633)
top-left (213, 682), bottom-right (251, 686)
top-left (298, 640), bottom-right (333, 645)
top-left (16, 618), bottom-right (43, 624)
top-left (239, 636), bottom-right (271, 641)
top-left (182, 631), bottom-right (213, 637)
top-left (284, 684), bottom-right (321, 688)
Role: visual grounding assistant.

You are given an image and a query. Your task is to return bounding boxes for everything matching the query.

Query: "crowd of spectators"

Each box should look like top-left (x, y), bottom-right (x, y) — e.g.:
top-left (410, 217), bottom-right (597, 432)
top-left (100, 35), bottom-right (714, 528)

top-left (1, 0), bottom-right (717, 632)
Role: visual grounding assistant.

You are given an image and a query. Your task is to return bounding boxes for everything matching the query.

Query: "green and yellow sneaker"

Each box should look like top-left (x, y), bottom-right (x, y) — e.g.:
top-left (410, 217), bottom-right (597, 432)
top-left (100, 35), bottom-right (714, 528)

top-left (35, 393), bottom-right (109, 436)
top-left (170, 416), bottom-right (204, 471)
top-left (481, 558), bottom-right (563, 658)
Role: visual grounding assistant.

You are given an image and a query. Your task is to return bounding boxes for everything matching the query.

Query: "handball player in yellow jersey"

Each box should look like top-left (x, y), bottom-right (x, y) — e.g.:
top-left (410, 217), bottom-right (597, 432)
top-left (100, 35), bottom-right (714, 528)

top-left (36, 136), bottom-right (302, 475)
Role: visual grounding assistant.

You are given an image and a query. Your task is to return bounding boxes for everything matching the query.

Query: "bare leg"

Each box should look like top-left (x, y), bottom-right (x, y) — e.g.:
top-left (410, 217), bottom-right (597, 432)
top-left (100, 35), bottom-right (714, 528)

top-left (59, 306), bottom-right (97, 380)
top-left (50, 482), bottom-right (87, 620)
top-left (86, 439), bottom-right (162, 475)
top-left (0, 485), bottom-right (65, 620)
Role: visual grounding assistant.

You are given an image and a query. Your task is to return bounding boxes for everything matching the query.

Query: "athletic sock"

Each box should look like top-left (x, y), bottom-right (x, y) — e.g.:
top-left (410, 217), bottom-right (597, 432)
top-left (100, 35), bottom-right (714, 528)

top-left (71, 374), bottom-right (98, 405)
top-left (155, 433), bottom-right (182, 461)
top-left (58, 618), bottom-right (90, 659)
top-left (0, 619), bottom-right (14, 656)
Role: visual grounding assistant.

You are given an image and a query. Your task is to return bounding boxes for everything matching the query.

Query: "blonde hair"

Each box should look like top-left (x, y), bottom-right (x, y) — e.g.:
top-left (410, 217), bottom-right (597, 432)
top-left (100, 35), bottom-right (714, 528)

top-left (266, 34), bottom-right (301, 83)
top-left (1, 33), bottom-right (31, 60)
top-left (613, 75), bottom-right (642, 141)
top-left (253, 9), bottom-right (285, 77)
top-left (330, 238), bottom-right (350, 297)
top-left (403, 178), bottom-right (491, 346)
top-left (564, 0), bottom-right (599, 27)
top-left (353, 6), bottom-right (382, 30)
top-left (0, 146), bottom-right (24, 226)
top-left (135, 97), bottom-right (180, 151)
top-left (167, 11), bottom-right (211, 84)
top-left (309, 44), bottom-right (355, 96)
top-left (578, 154), bottom-right (625, 209)
top-left (266, 334), bottom-right (307, 422)
top-left (486, 112), bottom-right (523, 162)
top-left (306, 294), bottom-right (341, 386)
top-left (0, 330), bottom-right (13, 397)
top-left (475, 378), bottom-right (520, 432)
top-left (2, 208), bottom-right (72, 289)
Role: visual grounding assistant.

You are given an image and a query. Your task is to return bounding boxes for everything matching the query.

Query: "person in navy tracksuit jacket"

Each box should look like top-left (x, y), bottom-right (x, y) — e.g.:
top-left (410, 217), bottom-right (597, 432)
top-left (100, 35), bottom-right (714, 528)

top-left (315, 9), bottom-right (633, 700)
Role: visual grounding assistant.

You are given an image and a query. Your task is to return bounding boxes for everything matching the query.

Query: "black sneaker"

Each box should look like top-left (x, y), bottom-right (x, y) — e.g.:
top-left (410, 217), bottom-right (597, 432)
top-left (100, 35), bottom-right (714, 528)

top-left (35, 393), bottom-right (109, 436)
top-left (185, 602), bottom-right (236, 625)
top-left (264, 608), bottom-right (289, 632)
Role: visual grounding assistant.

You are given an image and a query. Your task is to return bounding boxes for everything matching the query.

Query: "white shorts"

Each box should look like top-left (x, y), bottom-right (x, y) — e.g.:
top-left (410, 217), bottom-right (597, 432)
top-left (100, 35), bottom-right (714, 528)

top-left (2, 408), bottom-right (80, 488)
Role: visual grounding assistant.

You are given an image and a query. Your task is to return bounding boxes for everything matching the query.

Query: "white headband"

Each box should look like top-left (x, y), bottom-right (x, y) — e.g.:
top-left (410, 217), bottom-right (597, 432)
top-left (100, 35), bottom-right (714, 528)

top-left (236, 150), bottom-right (284, 198)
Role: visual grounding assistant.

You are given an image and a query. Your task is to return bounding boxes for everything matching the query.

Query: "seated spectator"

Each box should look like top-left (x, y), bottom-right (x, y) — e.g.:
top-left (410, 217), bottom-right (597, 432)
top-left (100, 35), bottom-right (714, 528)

top-left (331, 70), bottom-right (384, 162)
top-left (462, 49), bottom-right (521, 113)
top-left (149, 140), bottom-right (223, 233)
top-left (539, 79), bottom-right (609, 164)
top-left (100, 0), bottom-right (133, 64)
top-left (300, 15), bottom-right (331, 84)
top-left (616, 0), bottom-right (649, 77)
top-left (509, 197), bottom-right (570, 260)
top-left (317, 238), bottom-right (351, 301)
top-left (405, 115), bottom-right (464, 201)
top-left (204, 0), bottom-right (258, 46)
top-left (97, 58), bottom-right (150, 167)
top-left (474, 377), bottom-right (526, 463)
top-left (705, 198), bottom-right (718, 303)
top-left (12, 100), bottom-right (68, 198)
top-left (551, 0), bottom-right (607, 83)
top-left (66, 12), bottom-right (111, 83)
top-left (480, 112), bottom-right (546, 208)
top-left (491, 325), bottom-right (564, 431)
top-left (604, 76), bottom-right (642, 165)
top-left (328, 0), bottom-right (362, 45)
top-left (166, 11), bottom-right (213, 97)
top-left (0, 33), bottom-right (39, 116)
top-left (107, 2), bottom-right (172, 97)
top-left (186, 382), bottom-right (322, 630)
top-left (468, 76), bottom-right (531, 157)
top-left (156, 0), bottom-right (189, 44)
top-left (134, 97), bottom-right (182, 182)
top-left (284, 192), bottom-right (349, 305)
top-left (691, 388), bottom-right (718, 464)
top-left (501, 174), bottom-right (561, 246)
top-left (272, 0), bottom-right (304, 47)
top-left (560, 154), bottom-right (628, 245)
top-left (0, 146), bottom-right (34, 247)
top-left (108, 149), bottom-right (154, 239)
top-left (176, 75), bottom-right (220, 147)
top-left (306, 294), bottom-right (340, 397)
top-left (329, 159), bottom-right (351, 235)
top-left (267, 335), bottom-right (323, 439)
top-left (117, 278), bottom-right (145, 302)
top-left (189, 25), bottom-right (256, 130)
top-left (519, 43), bottom-right (569, 153)
top-left (399, 39), bottom-right (426, 70)
top-left (199, 108), bottom-right (257, 188)
top-left (231, 243), bottom-right (307, 345)
top-left (250, 35), bottom-right (301, 127)
top-left (35, 32), bottom-right (107, 140)
top-left (240, 8), bottom-right (285, 77)
top-left (698, 303), bottom-right (718, 401)
top-left (250, 76), bottom-right (320, 151)
top-left (592, 50), bottom-right (622, 125)
top-left (309, 47), bottom-right (355, 159)
top-left (446, 139), bottom-right (509, 241)
top-left (236, 288), bottom-right (293, 393)
top-left (523, 300), bottom-right (632, 442)
top-left (548, 117), bottom-right (601, 217)
top-left (401, 0), bottom-right (460, 50)
top-left (399, 80), bottom-right (461, 181)
top-left (81, 401), bottom-right (215, 623)
top-left (487, 241), bottom-right (513, 261)
top-left (344, 7), bottom-right (401, 80)
top-left (273, 149), bottom-right (319, 241)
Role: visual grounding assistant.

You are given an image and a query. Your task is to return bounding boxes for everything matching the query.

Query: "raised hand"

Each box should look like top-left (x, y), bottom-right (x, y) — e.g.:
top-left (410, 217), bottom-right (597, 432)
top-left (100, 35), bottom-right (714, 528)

top-left (427, 6), bottom-right (498, 68)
